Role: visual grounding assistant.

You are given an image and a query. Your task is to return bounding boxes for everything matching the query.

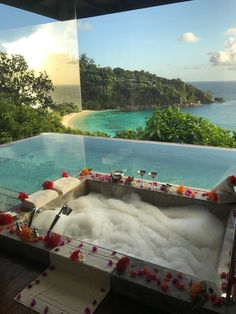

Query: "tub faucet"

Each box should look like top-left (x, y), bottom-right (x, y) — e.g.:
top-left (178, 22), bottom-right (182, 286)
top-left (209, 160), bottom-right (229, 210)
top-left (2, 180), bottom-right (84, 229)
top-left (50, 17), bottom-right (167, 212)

top-left (47, 203), bottom-right (72, 236)
top-left (28, 208), bottom-right (41, 228)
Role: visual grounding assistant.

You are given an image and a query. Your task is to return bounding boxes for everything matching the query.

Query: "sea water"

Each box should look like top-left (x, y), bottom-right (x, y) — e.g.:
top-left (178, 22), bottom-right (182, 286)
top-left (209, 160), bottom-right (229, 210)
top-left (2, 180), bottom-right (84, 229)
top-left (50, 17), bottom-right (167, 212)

top-left (71, 81), bottom-right (236, 136)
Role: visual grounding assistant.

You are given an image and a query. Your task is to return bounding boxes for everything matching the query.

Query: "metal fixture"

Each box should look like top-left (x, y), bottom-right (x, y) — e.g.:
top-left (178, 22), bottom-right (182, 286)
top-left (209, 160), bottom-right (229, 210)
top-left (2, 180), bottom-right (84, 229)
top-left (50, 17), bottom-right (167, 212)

top-left (47, 203), bottom-right (73, 235)
top-left (28, 208), bottom-right (41, 228)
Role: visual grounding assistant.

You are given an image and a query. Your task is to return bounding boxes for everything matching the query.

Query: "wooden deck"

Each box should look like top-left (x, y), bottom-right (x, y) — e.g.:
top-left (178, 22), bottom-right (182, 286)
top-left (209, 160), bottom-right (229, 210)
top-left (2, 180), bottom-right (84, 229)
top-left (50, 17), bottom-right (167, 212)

top-left (0, 250), bottom-right (168, 314)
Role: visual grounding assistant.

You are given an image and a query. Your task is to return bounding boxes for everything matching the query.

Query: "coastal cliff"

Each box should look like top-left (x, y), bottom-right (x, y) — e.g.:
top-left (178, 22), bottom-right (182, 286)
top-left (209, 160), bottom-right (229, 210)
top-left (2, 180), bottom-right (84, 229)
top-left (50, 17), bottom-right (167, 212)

top-left (80, 54), bottom-right (221, 110)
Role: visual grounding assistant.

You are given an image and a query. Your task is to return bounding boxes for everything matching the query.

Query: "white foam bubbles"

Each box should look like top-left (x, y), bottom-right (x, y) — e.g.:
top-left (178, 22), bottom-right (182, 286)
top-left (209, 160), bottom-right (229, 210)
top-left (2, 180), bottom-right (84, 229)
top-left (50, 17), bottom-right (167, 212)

top-left (33, 193), bottom-right (224, 279)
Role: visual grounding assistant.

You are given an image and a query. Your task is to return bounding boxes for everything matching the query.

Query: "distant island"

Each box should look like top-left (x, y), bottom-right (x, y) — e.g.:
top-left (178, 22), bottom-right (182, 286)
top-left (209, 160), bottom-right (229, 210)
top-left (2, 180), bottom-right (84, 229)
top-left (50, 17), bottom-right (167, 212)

top-left (80, 54), bottom-right (223, 111)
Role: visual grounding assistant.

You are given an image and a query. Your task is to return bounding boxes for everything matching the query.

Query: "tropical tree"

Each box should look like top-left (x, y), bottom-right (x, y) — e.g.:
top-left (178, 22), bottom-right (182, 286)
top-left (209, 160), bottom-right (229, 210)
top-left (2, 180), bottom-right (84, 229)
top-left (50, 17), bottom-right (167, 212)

top-left (115, 107), bottom-right (235, 148)
top-left (0, 52), bottom-right (54, 108)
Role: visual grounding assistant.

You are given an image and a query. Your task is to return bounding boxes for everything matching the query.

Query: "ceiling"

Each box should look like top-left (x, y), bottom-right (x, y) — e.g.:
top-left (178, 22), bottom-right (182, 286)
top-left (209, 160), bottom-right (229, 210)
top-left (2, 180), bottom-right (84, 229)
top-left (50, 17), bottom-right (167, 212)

top-left (0, 0), bottom-right (191, 20)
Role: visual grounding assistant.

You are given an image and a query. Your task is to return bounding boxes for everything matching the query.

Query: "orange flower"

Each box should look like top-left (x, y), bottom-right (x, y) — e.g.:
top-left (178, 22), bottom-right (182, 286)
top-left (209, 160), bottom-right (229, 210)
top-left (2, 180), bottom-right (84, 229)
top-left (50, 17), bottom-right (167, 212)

top-left (177, 185), bottom-right (184, 195)
top-left (81, 168), bottom-right (92, 176)
top-left (20, 225), bottom-right (33, 242)
top-left (207, 191), bottom-right (218, 202)
top-left (189, 282), bottom-right (204, 299)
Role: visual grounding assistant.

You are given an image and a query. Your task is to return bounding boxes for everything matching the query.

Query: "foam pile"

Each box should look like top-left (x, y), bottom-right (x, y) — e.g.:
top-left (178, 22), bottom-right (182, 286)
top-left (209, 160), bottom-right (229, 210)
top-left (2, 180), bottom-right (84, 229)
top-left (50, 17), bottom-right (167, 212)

top-left (33, 193), bottom-right (224, 279)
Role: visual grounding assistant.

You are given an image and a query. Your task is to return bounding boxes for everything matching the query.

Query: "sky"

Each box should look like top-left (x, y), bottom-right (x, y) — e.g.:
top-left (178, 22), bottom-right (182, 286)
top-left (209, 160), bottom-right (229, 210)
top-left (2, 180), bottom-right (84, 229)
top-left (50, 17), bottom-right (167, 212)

top-left (0, 0), bottom-right (236, 83)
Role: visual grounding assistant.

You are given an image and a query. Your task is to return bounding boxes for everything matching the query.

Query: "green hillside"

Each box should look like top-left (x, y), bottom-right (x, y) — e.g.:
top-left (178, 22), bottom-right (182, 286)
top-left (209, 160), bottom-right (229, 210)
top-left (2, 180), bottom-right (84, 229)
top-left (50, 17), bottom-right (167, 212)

top-left (80, 54), bottom-right (215, 110)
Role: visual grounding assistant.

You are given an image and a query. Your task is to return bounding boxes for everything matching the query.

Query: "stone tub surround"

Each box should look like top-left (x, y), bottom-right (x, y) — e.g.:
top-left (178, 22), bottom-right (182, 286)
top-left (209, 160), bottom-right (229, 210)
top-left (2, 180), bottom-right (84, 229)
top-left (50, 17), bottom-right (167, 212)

top-left (1, 171), bottom-right (236, 313)
top-left (0, 223), bottom-right (235, 314)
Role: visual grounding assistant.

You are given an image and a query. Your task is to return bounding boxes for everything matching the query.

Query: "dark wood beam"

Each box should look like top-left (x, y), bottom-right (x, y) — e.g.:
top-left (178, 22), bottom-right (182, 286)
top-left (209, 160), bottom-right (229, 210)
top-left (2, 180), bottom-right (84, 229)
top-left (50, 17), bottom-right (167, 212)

top-left (0, 0), bottom-right (192, 20)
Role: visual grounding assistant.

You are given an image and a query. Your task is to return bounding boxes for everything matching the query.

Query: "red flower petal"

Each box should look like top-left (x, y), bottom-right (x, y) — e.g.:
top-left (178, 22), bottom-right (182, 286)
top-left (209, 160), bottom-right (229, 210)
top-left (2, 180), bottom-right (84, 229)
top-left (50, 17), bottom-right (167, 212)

top-left (42, 180), bottom-right (54, 190)
top-left (220, 272), bottom-right (227, 279)
top-left (165, 271), bottom-right (173, 279)
top-left (70, 250), bottom-right (80, 262)
top-left (115, 256), bottom-right (130, 274)
top-left (130, 270), bottom-right (137, 278)
top-left (18, 192), bottom-right (29, 201)
top-left (92, 246), bottom-right (97, 253)
top-left (0, 213), bottom-right (14, 225)
top-left (229, 175), bottom-right (236, 185)
top-left (44, 233), bottom-right (61, 248)
top-left (62, 171), bottom-right (69, 178)
top-left (160, 282), bottom-right (169, 291)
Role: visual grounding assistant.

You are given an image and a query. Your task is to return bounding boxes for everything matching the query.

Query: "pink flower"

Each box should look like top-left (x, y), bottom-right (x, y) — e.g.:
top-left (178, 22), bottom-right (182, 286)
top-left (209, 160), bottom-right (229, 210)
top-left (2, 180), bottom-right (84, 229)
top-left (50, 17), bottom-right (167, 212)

top-left (62, 171), bottom-right (69, 178)
top-left (18, 191), bottom-right (29, 201)
top-left (30, 298), bottom-right (37, 307)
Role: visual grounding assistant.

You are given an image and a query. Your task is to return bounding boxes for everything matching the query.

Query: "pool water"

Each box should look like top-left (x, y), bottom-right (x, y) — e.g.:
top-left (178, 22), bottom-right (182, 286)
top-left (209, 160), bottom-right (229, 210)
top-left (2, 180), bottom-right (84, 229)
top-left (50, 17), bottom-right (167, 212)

top-left (0, 133), bottom-right (236, 194)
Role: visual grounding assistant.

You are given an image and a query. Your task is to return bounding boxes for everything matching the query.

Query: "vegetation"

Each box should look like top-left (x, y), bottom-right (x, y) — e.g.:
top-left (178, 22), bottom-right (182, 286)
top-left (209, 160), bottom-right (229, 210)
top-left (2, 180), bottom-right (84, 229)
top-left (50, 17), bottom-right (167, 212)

top-left (0, 52), bottom-right (108, 143)
top-left (80, 54), bottom-right (214, 110)
top-left (0, 52), bottom-right (54, 109)
top-left (0, 51), bottom-right (234, 149)
top-left (116, 107), bottom-right (236, 148)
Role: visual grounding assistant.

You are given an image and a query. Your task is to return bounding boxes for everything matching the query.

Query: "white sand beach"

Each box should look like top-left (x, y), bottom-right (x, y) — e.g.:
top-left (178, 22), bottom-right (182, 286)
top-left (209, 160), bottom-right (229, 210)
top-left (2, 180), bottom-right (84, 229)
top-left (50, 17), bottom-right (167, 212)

top-left (61, 110), bottom-right (95, 128)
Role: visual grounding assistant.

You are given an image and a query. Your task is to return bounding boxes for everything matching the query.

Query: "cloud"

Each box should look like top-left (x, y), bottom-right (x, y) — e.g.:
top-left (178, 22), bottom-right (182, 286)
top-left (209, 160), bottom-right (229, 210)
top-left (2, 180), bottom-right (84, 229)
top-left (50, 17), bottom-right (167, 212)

top-left (225, 28), bottom-right (236, 36)
top-left (193, 66), bottom-right (200, 70)
top-left (1, 20), bottom-right (78, 69)
top-left (67, 59), bottom-right (79, 65)
top-left (78, 21), bottom-right (93, 31)
top-left (43, 53), bottom-right (80, 85)
top-left (178, 32), bottom-right (200, 43)
top-left (209, 37), bottom-right (236, 66)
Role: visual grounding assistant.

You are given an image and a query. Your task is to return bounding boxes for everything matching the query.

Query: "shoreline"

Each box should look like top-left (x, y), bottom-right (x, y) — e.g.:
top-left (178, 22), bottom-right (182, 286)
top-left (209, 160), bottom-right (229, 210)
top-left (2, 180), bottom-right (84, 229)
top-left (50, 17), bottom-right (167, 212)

top-left (61, 110), bottom-right (96, 128)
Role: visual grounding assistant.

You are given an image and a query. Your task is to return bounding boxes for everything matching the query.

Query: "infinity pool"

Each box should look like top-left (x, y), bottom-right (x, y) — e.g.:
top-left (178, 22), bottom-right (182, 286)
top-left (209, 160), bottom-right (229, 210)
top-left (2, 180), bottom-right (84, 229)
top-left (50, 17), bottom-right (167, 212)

top-left (0, 133), bottom-right (236, 194)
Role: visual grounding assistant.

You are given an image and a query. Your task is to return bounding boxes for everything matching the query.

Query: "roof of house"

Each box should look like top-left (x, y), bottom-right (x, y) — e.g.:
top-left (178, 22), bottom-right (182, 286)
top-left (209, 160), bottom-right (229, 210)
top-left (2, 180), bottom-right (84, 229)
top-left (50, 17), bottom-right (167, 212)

top-left (0, 0), bottom-right (191, 20)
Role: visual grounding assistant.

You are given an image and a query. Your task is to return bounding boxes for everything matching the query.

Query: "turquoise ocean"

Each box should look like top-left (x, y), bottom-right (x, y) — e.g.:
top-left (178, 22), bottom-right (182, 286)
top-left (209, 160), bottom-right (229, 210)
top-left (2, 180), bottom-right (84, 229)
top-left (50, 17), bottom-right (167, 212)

top-left (71, 81), bottom-right (236, 136)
